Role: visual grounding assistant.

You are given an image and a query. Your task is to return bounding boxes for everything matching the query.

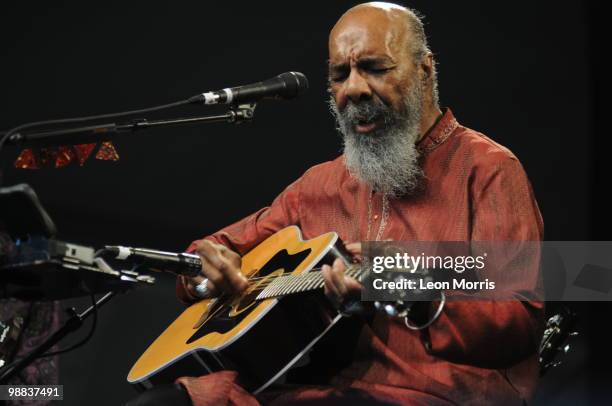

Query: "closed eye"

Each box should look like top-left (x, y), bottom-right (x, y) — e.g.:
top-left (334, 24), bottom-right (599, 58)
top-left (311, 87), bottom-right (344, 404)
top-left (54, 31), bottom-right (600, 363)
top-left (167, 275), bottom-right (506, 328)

top-left (368, 67), bottom-right (392, 75)
top-left (330, 74), bottom-right (348, 83)
top-left (328, 59), bottom-right (394, 82)
top-left (329, 65), bottom-right (349, 83)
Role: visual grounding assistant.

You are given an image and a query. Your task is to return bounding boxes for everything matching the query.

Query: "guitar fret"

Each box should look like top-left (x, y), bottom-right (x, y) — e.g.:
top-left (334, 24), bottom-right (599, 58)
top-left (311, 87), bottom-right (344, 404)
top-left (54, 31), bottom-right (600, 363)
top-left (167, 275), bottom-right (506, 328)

top-left (295, 277), bottom-right (307, 293)
top-left (303, 273), bottom-right (320, 292)
top-left (290, 278), bottom-right (303, 293)
top-left (305, 275), bottom-right (318, 290)
top-left (280, 277), bottom-right (292, 294)
top-left (270, 279), bottom-right (282, 297)
top-left (282, 279), bottom-right (293, 295)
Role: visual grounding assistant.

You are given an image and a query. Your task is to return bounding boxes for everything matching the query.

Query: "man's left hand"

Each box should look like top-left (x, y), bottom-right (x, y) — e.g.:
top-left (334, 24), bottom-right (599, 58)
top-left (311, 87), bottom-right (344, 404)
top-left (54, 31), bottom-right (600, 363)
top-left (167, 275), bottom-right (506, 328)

top-left (322, 242), bottom-right (363, 307)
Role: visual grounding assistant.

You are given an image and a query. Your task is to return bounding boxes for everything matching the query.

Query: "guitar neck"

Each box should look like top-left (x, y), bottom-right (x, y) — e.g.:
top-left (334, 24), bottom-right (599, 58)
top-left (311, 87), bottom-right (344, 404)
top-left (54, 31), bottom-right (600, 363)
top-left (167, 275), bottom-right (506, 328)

top-left (256, 265), bottom-right (363, 300)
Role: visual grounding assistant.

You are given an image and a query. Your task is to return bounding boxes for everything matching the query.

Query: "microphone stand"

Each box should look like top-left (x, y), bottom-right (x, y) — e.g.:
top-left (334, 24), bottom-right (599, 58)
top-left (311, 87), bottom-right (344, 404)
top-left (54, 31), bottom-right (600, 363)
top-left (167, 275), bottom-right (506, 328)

top-left (0, 103), bottom-right (258, 383)
top-left (5, 103), bottom-right (257, 148)
top-left (0, 291), bottom-right (115, 384)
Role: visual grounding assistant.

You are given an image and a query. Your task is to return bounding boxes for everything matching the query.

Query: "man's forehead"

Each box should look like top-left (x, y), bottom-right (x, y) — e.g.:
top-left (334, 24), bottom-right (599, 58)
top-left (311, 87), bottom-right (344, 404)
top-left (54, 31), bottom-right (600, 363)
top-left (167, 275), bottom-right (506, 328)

top-left (329, 6), bottom-right (408, 63)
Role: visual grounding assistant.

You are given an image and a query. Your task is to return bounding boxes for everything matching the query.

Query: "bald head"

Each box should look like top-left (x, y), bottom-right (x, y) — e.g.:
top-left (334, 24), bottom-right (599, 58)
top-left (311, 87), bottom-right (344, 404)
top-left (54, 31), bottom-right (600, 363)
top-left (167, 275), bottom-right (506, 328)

top-left (331, 2), bottom-right (430, 68)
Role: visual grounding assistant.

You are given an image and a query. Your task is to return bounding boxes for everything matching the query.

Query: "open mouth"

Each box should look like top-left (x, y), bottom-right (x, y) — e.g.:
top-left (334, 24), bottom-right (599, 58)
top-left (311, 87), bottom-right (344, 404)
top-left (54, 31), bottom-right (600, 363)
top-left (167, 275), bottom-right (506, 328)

top-left (355, 116), bottom-right (381, 134)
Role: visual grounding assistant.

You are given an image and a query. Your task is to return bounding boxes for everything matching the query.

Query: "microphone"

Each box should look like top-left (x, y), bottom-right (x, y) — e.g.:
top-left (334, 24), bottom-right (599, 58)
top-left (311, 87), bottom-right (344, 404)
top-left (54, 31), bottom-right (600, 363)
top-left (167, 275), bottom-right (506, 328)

top-left (104, 245), bottom-right (202, 277)
top-left (189, 72), bottom-right (308, 105)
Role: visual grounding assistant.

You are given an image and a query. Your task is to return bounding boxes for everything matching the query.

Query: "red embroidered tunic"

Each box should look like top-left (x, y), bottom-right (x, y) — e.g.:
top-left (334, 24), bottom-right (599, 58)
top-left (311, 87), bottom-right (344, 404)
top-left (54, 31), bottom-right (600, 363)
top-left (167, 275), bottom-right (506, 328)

top-left (177, 109), bottom-right (544, 405)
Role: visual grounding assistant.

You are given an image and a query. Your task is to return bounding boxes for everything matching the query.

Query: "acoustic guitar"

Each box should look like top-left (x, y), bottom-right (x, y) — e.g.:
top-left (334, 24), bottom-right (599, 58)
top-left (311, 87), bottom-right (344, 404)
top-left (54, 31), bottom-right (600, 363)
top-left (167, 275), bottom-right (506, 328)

top-left (127, 226), bottom-right (362, 393)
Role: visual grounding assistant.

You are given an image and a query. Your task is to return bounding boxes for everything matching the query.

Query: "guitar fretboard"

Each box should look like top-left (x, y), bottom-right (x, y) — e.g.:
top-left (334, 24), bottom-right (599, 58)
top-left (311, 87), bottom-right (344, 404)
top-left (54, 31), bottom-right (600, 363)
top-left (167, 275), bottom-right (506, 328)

top-left (256, 265), bottom-right (363, 300)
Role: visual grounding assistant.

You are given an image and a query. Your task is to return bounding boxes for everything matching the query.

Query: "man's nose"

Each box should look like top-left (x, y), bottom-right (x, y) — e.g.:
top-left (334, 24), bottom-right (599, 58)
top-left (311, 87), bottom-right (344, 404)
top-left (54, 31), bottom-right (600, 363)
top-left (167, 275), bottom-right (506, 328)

top-left (345, 70), bottom-right (372, 104)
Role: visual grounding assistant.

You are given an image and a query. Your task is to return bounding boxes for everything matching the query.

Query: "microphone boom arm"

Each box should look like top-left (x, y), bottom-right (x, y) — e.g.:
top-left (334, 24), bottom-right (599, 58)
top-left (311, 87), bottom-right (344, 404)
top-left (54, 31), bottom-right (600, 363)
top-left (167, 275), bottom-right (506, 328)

top-left (6, 103), bottom-right (257, 148)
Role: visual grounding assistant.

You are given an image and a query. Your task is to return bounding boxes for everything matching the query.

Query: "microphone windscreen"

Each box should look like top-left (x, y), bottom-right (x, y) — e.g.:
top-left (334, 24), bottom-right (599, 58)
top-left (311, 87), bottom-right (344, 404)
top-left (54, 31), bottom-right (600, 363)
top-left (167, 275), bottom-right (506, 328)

top-left (276, 72), bottom-right (309, 99)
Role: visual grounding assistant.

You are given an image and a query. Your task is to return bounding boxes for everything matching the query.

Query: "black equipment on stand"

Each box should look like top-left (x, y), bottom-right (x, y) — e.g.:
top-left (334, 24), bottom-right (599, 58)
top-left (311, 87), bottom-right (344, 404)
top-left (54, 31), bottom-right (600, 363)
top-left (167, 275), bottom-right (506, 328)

top-left (0, 184), bottom-right (155, 301)
top-left (0, 184), bottom-right (155, 383)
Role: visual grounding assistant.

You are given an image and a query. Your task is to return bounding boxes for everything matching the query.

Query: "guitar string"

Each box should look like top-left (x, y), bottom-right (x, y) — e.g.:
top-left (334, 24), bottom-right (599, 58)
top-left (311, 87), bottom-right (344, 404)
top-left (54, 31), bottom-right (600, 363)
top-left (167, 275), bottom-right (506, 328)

top-left (244, 273), bottom-right (361, 297)
top-left (242, 266), bottom-right (364, 297)
top-left (243, 274), bottom-right (354, 297)
top-left (242, 264), bottom-right (361, 284)
top-left (245, 265), bottom-right (363, 287)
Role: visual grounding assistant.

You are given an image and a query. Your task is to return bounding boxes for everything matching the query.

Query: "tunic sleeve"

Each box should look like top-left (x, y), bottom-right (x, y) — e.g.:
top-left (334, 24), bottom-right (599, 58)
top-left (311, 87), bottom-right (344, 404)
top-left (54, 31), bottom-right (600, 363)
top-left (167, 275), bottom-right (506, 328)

top-left (425, 156), bottom-right (545, 368)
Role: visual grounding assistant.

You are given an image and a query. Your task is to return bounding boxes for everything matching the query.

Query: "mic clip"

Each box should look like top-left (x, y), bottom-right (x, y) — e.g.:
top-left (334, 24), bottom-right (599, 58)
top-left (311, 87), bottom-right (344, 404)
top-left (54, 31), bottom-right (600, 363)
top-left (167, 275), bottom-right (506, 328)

top-left (228, 103), bottom-right (257, 124)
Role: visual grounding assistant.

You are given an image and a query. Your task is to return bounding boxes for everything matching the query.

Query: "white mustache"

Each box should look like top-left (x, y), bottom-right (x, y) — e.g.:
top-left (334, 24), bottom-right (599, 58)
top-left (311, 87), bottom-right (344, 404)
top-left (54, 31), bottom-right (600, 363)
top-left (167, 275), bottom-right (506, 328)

top-left (336, 98), bottom-right (396, 130)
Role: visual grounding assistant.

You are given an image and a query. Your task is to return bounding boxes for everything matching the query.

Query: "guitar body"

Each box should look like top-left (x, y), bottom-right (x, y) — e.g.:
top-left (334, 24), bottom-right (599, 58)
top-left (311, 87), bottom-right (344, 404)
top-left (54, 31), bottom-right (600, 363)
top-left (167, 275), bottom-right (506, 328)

top-left (127, 226), bottom-right (350, 393)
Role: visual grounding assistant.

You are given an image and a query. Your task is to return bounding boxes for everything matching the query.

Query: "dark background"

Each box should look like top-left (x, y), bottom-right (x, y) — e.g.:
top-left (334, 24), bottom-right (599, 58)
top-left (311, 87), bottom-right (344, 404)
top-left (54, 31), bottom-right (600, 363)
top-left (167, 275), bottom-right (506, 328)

top-left (0, 1), bottom-right (609, 404)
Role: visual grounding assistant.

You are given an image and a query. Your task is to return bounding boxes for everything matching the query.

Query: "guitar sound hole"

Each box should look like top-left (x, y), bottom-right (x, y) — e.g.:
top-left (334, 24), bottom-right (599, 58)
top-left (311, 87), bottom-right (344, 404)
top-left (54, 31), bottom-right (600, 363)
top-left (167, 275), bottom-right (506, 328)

top-left (231, 269), bottom-right (285, 315)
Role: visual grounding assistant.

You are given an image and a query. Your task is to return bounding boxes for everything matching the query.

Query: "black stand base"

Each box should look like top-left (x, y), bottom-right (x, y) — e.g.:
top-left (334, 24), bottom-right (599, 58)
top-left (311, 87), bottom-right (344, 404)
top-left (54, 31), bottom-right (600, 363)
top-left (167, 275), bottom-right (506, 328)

top-left (0, 291), bottom-right (115, 384)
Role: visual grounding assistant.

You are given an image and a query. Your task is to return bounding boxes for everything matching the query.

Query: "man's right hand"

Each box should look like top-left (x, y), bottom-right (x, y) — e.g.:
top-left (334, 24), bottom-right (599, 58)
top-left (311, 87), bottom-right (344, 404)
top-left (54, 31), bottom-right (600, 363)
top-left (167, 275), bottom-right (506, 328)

top-left (186, 240), bottom-right (248, 298)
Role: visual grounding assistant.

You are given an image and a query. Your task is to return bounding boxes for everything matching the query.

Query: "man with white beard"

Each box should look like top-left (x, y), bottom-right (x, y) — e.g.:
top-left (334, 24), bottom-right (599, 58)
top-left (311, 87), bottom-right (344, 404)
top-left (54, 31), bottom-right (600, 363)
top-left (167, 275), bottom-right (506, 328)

top-left (131, 2), bottom-right (544, 406)
top-left (328, 30), bottom-right (427, 199)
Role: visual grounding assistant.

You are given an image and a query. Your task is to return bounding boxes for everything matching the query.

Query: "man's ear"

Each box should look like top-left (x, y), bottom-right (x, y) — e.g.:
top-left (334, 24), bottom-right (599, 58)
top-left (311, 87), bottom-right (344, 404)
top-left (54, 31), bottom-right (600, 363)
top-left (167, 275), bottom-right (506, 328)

top-left (420, 52), bottom-right (434, 80)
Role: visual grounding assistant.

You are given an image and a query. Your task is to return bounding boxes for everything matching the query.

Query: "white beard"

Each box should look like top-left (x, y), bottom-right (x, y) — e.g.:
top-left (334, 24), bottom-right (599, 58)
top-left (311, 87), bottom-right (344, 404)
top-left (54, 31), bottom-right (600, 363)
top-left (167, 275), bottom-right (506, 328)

top-left (329, 79), bottom-right (424, 198)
